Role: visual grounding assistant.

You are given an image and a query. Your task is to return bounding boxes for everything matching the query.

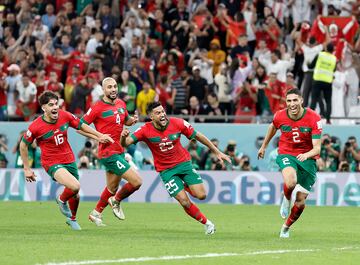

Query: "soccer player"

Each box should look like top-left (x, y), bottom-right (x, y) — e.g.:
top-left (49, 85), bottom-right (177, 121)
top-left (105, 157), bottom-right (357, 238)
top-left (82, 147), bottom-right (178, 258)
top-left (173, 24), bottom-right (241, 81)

top-left (120, 102), bottom-right (231, 235)
top-left (257, 88), bottom-right (322, 238)
top-left (80, 77), bottom-right (142, 226)
top-left (20, 91), bottom-right (114, 230)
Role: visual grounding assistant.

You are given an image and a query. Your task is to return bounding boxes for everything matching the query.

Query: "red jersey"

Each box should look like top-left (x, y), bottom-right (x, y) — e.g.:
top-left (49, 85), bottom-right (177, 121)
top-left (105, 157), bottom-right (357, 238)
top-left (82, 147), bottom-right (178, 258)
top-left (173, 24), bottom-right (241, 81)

top-left (81, 98), bottom-right (129, 159)
top-left (22, 110), bottom-right (81, 171)
top-left (132, 117), bottom-right (196, 172)
top-left (273, 108), bottom-right (322, 158)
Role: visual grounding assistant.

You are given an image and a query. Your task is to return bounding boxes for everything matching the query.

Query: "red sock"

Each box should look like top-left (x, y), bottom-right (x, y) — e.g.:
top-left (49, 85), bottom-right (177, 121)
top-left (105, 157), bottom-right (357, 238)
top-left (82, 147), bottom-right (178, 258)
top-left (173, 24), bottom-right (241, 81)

top-left (68, 195), bottom-right (80, 220)
top-left (115, 183), bottom-right (139, 202)
top-left (283, 184), bottom-right (294, 200)
top-left (59, 188), bottom-right (77, 202)
top-left (286, 204), bottom-right (305, 227)
top-left (95, 187), bottom-right (114, 213)
top-left (183, 203), bottom-right (207, 224)
top-left (184, 184), bottom-right (195, 197)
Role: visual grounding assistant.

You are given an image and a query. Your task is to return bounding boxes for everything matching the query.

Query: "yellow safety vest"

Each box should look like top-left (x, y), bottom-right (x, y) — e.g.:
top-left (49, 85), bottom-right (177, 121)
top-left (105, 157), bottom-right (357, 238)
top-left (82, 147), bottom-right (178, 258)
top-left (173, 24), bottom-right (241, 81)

top-left (313, 51), bottom-right (337, 83)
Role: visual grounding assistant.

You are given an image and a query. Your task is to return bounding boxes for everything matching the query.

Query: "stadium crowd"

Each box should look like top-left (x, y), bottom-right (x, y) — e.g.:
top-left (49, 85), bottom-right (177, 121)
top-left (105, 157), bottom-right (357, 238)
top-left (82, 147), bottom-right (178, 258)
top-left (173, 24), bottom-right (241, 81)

top-left (0, 0), bottom-right (359, 123)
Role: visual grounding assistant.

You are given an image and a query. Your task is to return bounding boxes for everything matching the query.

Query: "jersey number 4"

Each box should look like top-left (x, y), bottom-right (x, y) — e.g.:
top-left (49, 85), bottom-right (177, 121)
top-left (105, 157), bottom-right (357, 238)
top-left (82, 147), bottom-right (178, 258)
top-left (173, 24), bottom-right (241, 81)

top-left (54, 134), bottom-right (64, 145)
top-left (116, 114), bottom-right (121, 124)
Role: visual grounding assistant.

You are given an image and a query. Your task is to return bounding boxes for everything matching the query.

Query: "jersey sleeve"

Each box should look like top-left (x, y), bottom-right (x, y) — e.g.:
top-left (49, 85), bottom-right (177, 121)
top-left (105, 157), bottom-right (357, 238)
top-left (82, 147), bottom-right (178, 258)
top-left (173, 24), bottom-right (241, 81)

top-left (272, 111), bottom-right (280, 129)
top-left (177, 119), bottom-right (197, 140)
top-left (22, 123), bottom-right (38, 145)
top-left (81, 105), bottom-right (97, 125)
top-left (131, 125), bottom-right (146, 144)
top-left (311, 113), bottom-right (322, 139)
top-left (65, 111), bottom-right (82, 129)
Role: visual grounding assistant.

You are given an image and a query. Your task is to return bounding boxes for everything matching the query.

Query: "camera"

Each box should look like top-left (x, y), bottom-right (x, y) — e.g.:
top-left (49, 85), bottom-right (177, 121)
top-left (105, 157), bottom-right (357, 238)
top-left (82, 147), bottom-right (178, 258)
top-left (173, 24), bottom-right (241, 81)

top-left (85, 140), bottom-right (92, 148)
top-left (243, 160), bottom-right (250, 167)
top-left (323, 139), bottom-right (330, 145)
top-left (227, 145), bottom-right (235, 152)
top-left (345, 142), bottom-right (351, 148)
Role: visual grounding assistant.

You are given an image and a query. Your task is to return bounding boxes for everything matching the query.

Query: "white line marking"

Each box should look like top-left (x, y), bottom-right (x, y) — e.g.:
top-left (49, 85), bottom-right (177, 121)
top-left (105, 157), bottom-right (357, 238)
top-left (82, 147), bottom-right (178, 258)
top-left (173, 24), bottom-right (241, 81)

top-left (37, 247), bottom-right (359, 265)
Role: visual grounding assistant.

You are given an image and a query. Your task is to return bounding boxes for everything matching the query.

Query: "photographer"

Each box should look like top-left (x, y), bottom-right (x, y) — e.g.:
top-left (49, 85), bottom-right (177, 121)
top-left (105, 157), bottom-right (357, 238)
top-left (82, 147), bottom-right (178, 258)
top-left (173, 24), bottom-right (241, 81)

top-left (224, 140), bottom-right (242, 170)
top-left (339, 136), bottom-right (360, 172)
top-left (239, 155), bottom-right (258, 171)
top-left (318, 134), bottom-right (340, 172)
top-left (78, 138), bottom-right (99, 169)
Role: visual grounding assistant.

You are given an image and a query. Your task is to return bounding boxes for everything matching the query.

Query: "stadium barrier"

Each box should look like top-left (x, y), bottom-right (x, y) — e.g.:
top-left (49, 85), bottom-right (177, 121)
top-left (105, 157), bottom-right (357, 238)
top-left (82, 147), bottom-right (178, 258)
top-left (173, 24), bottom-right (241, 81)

top-left (1, 169), bottom-right (359, 206)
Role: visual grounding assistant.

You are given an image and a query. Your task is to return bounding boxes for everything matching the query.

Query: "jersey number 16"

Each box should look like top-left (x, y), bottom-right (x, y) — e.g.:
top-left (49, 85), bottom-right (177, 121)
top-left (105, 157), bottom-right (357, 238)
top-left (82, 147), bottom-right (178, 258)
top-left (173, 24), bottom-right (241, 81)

top-left (54, 134), bottom-right (64, 145)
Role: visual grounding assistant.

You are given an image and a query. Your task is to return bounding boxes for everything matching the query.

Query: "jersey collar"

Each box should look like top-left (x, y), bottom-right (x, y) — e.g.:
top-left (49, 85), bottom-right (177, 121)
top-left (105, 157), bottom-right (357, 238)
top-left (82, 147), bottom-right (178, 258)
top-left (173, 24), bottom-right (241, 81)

top-left (101, 96), bottom-right (116, 106)
top-left (286, 107), bottom-right (307, 121)
top-left (41, 115), bottom-right (57, 124)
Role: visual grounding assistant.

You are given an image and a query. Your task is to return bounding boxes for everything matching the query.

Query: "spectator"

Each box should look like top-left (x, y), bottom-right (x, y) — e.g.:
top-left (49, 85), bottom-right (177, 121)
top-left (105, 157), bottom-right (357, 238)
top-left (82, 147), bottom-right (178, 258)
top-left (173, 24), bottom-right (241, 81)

top-left (88, 73), bottom-right (103, 104)
top-left (155, 75), bottom-right (172, 111)
top-left (69, 76), bottom-right (91, 115)
top-left (41, 3), bottom-right (56, 30)
top-left (31, 15), bottom-right (48, 42)
top-left (78, 138), bottom-right (99, 169)
top-left (118, 70), bottom-right (137, 114)
top-left (228, 55), bottom-right (252, 92)
top-left (15, 75), bottom-right (37, 121)
top-left (340, 136), bottom-right (360, 172)
top-left (99, 4), bottom-right (119, 37)
top-left (183, 95), bottom-right (207, 123)
top-left (224, 140), bottom-right (242, 170)
top-left (64, 64), bottom-right (82, 106)
top-left (207, 38), bottom-right (226, 75)
top-left (5, 64), bottom-right (22, 116)
top-left (136, 82), bottom-right (156, 118)
top-left (214, 63), bottom-right (232, 115)
top-left (13, 130), bottom-right (39, 168)
top-left (170, 68), bottom-right (188, 114)
top-left (85, 31), bottom-right (104, 57)
top-left (259, 49), bottom-right (294, 83)
top-left (230, 34), bottom-right (250, 59)
top-left (318, 134), bottom-right (340, 172)
top-left (187, 65), bottom-right (208, 103)
top-left (44, 71), bottom-right (63, 93)
top-left (265, 72), bottom-right (285, 114)
top-left (0, 73), bottom-right (7, 121)
top-left (187, 139), bottom-right (205, 169)
top-left (205, 92), bottom-right (224, 123)
top-left (234, 80), bottom-right (257, 123)
top-left (268, 136), bottom-right (280, 172)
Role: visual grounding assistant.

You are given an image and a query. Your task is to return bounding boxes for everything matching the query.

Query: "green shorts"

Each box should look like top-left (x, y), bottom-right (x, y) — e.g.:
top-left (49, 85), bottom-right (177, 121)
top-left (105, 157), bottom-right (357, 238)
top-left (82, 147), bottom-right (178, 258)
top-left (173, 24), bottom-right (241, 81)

top-left (276, 154), bottom-right (317, 192)
top-left (47, 162), bottom-right (79, 181)
top-left (100, 154), bottom-right (131, 176)
top-left (160, 161), bottom-right (203, 197)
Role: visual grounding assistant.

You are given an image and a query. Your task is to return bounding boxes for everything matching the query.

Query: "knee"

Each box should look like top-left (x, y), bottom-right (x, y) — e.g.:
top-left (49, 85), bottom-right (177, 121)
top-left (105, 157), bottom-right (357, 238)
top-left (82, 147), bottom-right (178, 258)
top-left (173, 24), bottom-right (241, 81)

top-left (285, 178), bottom-right (297, 189)
top-left (71, 182), bottom-right (80, 193)
top-left (178, 197), bottom-right (191, 208)
top-left (195, 192), bottom-right (206, 200)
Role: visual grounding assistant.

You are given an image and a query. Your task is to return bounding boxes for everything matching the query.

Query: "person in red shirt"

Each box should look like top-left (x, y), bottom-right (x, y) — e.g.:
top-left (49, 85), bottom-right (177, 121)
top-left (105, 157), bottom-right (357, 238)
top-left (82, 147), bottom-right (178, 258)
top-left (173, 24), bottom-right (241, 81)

top-left (265, 72), bottom-right (286, 113)
top-left (20, 91), bottom-right (113, 230)
top-left (120, 102), bottom-right (231, 235)
top-left (258, 88), bottom-right (322, 238)
top-left (0, 73), bottom-right (6, 121)
top-left (44, 48), bottom-right (66, 80)
top-left (81, 77), bottom-right (141, 226)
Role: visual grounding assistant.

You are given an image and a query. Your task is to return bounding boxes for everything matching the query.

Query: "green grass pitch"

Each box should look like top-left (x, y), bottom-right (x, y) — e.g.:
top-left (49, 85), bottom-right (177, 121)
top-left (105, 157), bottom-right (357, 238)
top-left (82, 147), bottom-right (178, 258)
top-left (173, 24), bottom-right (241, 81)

top-left (0, 202), bottom-right (359, 265)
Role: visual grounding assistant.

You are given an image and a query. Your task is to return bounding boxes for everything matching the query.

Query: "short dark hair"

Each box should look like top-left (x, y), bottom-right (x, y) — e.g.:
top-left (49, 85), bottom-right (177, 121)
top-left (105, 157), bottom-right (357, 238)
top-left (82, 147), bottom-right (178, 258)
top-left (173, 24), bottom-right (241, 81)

top-left (286, 88), bottom-right (302, 97)
top-left (272, 49), bottom-right (281, 59)
top-left (38, 91), bottom-right (58, 106)
top-left (146, 101), bottom-right (162, 114)
top-left (348, 136), bottom-right (357, 142)
top-left (326, 43), bottom-right (334, 53)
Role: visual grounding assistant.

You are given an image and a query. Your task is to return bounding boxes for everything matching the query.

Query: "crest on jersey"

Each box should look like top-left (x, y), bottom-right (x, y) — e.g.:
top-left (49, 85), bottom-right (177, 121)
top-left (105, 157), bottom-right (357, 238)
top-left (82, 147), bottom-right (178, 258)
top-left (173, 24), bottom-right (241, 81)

top-left (26, 130), bottom-right (32, 138)
top-left (118, 108), bottom-right (125, 114)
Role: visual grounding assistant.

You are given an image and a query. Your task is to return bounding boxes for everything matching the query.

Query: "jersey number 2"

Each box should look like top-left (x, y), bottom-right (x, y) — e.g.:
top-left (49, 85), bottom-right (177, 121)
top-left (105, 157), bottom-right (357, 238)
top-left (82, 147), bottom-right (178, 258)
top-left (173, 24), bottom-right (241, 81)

top-left (54, 134), bottom-right (64, 145)
top-left (292, 131), bottom-right (300, 143)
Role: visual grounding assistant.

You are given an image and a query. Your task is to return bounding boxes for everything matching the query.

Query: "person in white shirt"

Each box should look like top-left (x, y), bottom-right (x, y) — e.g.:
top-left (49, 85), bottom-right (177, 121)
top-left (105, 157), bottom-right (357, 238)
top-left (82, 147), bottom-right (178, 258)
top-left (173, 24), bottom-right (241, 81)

top-left (31, 15), bottom-right (49, 42)
top-left (85, 31), bottom-right (104, 57)
top-left (259, 49), bottom-right (294, 82)
top-left (288, 0), bottom-right (311, 25)
top-left (300, 37), bottom-right (324, 107)
top-left (88, 73), bottom-right (103, 103)
top-left (15, 75), bottom-right (37, 120)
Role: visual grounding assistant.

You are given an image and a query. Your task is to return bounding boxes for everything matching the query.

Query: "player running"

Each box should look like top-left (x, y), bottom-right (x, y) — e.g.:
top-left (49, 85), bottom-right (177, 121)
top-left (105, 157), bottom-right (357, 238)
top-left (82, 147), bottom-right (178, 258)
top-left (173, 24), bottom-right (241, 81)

top-left (120, 102), bottom-right (231, 235)
top-left (257, 88), bottom-right (322, 238)
top-left (80, 77), bottom-right (142, 226)
top-left (20, 91), bottom-right (113, 230)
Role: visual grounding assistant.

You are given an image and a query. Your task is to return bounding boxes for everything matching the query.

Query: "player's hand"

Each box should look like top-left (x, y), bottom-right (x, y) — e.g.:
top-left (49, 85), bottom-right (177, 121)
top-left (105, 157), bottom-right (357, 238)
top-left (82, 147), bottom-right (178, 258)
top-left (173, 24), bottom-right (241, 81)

top-left (257, 147), bottom-right (266, 160)
top-left (24, 168), bottom-right (36, 182)
top-left (99, 134), bottom-right (114, 144)
top-left (216, 151), bottom-right (231, 165)
top-left (121, 128), bottom-right (130, 138)
top-left (131, 111), bottom-right (139, 125)
top-left (296, 153), bottom-right (307, 162)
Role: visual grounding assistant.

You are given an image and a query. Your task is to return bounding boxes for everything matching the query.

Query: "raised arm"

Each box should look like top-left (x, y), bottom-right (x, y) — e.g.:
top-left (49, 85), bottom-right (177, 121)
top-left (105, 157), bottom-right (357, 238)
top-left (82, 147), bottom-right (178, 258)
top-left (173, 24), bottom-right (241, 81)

top-left (78, 123), bottom-right (114, 143)
top-left (258, 123), bottom-right (278, 159)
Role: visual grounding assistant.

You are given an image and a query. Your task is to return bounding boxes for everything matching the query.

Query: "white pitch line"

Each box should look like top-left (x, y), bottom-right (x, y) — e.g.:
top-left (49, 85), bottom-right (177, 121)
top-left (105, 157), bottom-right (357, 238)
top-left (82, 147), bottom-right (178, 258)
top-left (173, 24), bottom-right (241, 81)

top-left (37, 247), bottom-right (359, 265)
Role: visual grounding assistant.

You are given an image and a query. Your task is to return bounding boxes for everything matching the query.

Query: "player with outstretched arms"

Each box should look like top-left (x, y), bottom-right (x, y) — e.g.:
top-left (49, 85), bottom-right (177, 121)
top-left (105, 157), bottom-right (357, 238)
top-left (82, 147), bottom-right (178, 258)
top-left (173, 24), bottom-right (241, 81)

top-left (257, 88), bottom-right (322, 238)
top-left (120, 102), bottom-right (231, 235)
top-left (80, 77), bottom-right (142, 226)
top-left (20, 91), bottom-right (113, 230)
